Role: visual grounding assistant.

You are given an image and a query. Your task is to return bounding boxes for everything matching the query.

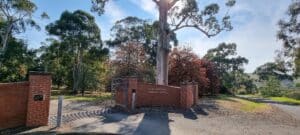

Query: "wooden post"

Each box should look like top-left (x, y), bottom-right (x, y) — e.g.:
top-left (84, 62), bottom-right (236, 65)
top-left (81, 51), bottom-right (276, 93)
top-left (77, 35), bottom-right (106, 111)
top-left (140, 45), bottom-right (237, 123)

top-left (57, 96), bottom-right (63, 127)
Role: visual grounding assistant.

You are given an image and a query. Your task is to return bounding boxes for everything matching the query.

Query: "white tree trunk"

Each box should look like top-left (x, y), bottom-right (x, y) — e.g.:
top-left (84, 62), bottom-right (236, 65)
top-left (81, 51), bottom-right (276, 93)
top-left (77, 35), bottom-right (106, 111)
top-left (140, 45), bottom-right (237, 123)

top-left (156, 1), bottom-right (169, 85)
top-left (1, 23), bottom-right (13, 54)
top-left (156, 47), bottom-right (168, 85)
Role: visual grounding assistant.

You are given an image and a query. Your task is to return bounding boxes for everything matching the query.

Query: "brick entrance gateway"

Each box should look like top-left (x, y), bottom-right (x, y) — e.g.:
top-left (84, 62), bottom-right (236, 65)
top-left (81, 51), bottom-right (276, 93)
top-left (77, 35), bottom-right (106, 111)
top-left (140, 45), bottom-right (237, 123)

top-left (115, 77), bottom-right (198, 110)
top-left (0, 72), bottom-right (51, 129)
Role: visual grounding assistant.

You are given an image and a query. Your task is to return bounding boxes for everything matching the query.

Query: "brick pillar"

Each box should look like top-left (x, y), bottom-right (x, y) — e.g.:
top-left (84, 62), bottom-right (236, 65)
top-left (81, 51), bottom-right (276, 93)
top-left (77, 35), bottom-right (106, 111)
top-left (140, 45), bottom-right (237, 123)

top-left (126, 77), bottom-right (137, 110)
top-left (180, 84), bottom-right (194, 109)
top-left (26, 72), bottom-right (51, 127)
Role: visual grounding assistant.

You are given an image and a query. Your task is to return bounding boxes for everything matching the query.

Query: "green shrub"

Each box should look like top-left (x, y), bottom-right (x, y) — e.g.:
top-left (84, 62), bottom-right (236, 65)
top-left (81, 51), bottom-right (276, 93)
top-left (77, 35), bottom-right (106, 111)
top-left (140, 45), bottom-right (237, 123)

top-left (237, 89), bottom-right (247, 95)
top-left (285, 91), bottom-right (300, 100)
top-left (260, 76), bottom-right (282, 97)
top-left (296, 83), bottom-right (300, 88)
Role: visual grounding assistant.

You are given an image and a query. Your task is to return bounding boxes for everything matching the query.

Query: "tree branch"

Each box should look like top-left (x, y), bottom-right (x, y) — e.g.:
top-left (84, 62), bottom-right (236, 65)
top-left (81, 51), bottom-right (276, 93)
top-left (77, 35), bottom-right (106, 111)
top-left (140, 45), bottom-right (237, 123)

top-left (172, 16), bottom-right (187, 30)
top-left (171, 24), bottom-right (222, 38)
top-left (152, 0), bottom-right (158, 5)
top-left (169, 0), bottom-right (179, 9)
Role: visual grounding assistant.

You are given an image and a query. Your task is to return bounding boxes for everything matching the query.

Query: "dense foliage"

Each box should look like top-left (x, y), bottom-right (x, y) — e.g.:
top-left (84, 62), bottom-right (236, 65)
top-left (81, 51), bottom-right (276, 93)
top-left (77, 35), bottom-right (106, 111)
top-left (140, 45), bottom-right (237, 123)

top-left (0, 38), bottom-right (38, 82)
top-left (107, 16), bottom-right (179, 66)
top-left (0, 0), bottom-right (40, 55)
top-left (204, 43), bottom-right (255, 94)
top-left (110, 42), bottom-right (155, 82)
top-left (168, 47), bottom-right (220, 96)
top-left (254, 62), bottom-right (292, 81)
top-left (43, 10), bottom-right (109, 94)
top-left (260, 76), bottom-right (282, 97)
top-left (277, 0), bottom-right (300, 76)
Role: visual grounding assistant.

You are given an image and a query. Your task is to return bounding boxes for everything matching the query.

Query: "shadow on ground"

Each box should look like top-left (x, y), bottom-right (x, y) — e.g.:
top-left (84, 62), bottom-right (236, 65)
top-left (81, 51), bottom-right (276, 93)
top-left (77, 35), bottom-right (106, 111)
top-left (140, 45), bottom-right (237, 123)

top-left (1, 99), bottom-right (220, 135)
top-left (133, 111), bottom-right (170, 135)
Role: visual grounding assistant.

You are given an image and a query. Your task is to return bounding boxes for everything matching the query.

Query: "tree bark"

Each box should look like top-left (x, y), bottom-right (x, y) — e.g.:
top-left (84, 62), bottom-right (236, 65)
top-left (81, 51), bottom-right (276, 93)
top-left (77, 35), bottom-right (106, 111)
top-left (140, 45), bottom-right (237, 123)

top-left (72, 45), bottom-right (81, 94)
top-left (1, 22), bottom-right (13, 54)
top-left (156, 1), bottom-right (170, 85)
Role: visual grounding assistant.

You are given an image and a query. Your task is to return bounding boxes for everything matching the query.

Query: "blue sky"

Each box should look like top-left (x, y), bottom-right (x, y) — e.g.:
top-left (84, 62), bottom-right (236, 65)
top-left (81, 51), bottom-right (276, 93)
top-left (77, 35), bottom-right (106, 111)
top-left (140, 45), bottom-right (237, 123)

top-left (18, 0), bottom-right (292, 73)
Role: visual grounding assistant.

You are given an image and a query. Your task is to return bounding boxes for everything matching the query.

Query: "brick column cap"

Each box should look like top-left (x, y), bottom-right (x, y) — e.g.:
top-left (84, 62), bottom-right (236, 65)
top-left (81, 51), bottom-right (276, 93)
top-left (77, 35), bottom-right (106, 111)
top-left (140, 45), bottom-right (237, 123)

top-left (29, 71), bottom-right (52, 76)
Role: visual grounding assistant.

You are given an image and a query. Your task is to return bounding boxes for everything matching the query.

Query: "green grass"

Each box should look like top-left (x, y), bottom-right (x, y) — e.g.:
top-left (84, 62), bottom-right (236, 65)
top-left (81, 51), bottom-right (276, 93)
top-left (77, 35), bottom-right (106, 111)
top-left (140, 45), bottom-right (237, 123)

top-left (51, 93), bottom-right (112, 102)
top-left (217, 94), bottom-right (269, 112)
top-left (270, 97), bottom-right (300, 105)
top-left (235, 98), bottom-right (268, 112)
top-left (216, 94), bottom-right (232, 99)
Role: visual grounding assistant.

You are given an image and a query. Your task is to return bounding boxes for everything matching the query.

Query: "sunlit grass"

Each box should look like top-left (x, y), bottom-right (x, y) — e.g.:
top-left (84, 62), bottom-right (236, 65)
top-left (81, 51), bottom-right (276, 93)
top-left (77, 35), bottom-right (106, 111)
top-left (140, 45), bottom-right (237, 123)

top-left (234, 98), bottom-right (269, 112)
top-left (270, 97), bottom-right (300, 105)
top-left (51, 92), bottom-right (112, 102)
top-left (217, 94), bottom-right (270, 112)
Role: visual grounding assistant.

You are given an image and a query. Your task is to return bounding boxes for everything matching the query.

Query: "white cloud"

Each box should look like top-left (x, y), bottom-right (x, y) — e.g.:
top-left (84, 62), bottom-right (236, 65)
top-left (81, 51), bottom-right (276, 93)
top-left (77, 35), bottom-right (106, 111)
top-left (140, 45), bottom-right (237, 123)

top-left (176, 0), bottom-right (292, 73)
top-left (129, 0), bottom-right (158, 18)
top-left (105, 1), bottom-right (127, 23)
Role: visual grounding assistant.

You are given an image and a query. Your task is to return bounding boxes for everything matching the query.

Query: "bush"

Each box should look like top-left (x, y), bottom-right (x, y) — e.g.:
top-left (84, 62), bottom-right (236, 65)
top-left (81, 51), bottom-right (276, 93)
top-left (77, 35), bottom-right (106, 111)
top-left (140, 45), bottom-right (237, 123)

top-left (237, 89), bottom-right (247, 95)
top-left (285, 91), bottom-right (300, 100)
top-left (260, 76), bottom-right (282, 97)
top-left (296, 83), bottom-right (300, 88)
top-left (168, 48), bottom-right (220, 96)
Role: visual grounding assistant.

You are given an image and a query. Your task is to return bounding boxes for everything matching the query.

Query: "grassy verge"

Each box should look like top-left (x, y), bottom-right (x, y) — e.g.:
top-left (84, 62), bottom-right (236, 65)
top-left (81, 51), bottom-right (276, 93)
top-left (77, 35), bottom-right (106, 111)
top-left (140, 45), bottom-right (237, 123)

top-left (51, 92), bottom-right (112, 102)
top-left (217, 94), bottom-right (270, 112)
top-left (270, 97), bottom-right (300, 105)
top-left (234, 98), bottom-right (269, 112)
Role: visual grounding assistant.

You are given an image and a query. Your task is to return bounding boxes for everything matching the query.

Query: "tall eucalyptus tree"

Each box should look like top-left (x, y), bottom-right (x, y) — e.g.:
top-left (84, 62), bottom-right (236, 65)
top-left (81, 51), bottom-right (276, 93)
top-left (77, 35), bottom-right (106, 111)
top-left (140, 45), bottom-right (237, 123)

top-left (46, 10), bottom-right (103, 93)
top-left (92, 0), bottom-right (236, 85)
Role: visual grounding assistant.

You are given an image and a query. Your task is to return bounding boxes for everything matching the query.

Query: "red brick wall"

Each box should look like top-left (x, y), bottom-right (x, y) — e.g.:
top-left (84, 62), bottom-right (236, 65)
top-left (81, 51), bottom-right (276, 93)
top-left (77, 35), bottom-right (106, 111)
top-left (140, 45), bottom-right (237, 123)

top-left (115, 78), bottom-right (198, 110)
top-left (115, 87), bottom-right (127, 107)
top-left (0, 82), bottom-right (29, 129)
top-left (0, 72), bottom-right (51, 129)
top-left (180, 85), bottom-right (194, 109)
top-left (136, 83), bottom-right (181, 107)
top-left (26, 72), bottom-right (52, 127)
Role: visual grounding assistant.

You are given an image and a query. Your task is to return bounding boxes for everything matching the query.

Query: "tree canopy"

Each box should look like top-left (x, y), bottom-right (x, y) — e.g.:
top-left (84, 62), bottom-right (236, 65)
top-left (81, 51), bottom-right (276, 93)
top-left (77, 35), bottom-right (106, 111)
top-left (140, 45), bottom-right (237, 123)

top-left (168, 47), bottom-right (220, 96)
top-left (107, 16), bottom-right (178, 66)
top-left (0, 0), bottom-right (40, 54)
top-left (277, 0), bottom-right (300, 76)
top-left (0, 38), bottom-right (37, 82)
top-left (254, 62), bottom-right (292, 81)
top-left (204, 43), bottom-right (254, 93)
top-left (45, 10), bottom-right (108, 94)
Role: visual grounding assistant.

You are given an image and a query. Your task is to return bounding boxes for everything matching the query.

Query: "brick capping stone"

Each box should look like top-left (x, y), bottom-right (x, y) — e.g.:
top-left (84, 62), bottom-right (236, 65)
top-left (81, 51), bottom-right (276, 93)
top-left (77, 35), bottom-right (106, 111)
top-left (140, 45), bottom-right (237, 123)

top-left (29, 71), bottom-right (52, 76)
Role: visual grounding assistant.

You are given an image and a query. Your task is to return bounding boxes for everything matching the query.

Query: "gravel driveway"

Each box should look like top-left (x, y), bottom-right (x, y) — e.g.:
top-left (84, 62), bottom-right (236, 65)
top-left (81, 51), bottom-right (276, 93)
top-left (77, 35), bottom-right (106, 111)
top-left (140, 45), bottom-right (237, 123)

top-left (51, 99), bottom-right (300, 135)
top-left (12, 98), bottom-right (300, 135)
top-left (270, 103), bottom-right (300, 120)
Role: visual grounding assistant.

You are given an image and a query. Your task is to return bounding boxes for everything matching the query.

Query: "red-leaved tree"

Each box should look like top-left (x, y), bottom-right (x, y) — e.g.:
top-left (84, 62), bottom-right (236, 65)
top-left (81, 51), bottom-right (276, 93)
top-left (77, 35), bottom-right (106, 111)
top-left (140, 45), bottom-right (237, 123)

top-left (112, 42), bottom-right (155, 82)
top-left (168, 47), bottom-right (220, 96)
